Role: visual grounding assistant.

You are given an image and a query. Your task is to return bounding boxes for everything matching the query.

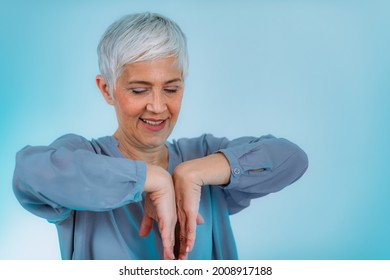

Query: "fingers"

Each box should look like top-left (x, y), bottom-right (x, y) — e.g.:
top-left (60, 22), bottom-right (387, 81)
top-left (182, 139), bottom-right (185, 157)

top-left (175, 187), bottom-right (202, 259)
top-left (162, 235), bottom-right (175, 260)
top-left (177, 213), bottom-right (203, 259)
top-left (148, 214), bottom-right (175, 260)
top-left (184, 213), bottom-right (197, 253)
top-left (139, 214), bottom-right (154, 237)
top-left (141, 214), bottom-right (175, 260)
top-left (196, 213), bottom-right (204, 225)
top-left (159, 219), bottom-right (176, 260)
top-left (177, 210), bottom-right (197, 260)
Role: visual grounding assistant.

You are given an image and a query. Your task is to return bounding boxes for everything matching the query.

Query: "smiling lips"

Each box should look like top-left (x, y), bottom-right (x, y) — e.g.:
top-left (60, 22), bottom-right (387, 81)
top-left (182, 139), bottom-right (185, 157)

top-left (140, 118), bottom-right (167, 131)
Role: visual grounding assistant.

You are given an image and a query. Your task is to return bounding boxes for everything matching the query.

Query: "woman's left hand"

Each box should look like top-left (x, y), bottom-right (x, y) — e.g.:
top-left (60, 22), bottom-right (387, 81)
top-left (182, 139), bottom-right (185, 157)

top-left (172, 153), bottom-right (231, 260)
top-left (172, 163), bottom-right (203, 260)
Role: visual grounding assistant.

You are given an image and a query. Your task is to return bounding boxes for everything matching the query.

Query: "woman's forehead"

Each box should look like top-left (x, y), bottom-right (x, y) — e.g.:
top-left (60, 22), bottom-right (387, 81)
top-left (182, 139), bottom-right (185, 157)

top-left (120, 58), bottom-right (183, 83)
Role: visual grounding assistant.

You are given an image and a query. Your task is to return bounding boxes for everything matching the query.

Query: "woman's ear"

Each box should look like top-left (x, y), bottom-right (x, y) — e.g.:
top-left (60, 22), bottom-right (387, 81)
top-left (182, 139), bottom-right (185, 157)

top-left (96, 75), bottom-right (114, 105)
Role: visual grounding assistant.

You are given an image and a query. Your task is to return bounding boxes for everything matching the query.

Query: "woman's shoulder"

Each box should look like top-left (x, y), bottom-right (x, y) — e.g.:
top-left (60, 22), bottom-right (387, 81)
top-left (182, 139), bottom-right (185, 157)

top-left (52, 133), bottom-right (121, 155)
top-left (168, 133), bottom-right (229, 159)
top-left (49, 133), bottom-right (93, 149)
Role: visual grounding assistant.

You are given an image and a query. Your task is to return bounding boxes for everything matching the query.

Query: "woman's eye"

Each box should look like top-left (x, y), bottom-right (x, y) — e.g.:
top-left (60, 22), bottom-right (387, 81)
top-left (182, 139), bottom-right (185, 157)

top-left (164, 88), bottom-right (178, 94)
top-left (130, 88), bottom-right (147, 94)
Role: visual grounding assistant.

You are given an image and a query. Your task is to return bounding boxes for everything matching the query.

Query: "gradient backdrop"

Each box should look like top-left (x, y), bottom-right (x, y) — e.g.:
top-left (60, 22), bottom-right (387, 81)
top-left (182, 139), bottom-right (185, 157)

top-left (1, 0), bottom-right (389, 259)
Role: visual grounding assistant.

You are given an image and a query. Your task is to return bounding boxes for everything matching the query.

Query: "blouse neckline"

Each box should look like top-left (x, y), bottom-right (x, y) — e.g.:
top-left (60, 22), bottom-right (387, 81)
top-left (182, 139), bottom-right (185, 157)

top-left (97, 135), bottom-right (176, 174)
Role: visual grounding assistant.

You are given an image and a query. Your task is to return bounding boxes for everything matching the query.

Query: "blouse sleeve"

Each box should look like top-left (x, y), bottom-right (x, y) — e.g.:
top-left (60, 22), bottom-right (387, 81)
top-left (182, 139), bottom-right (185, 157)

top-left (217, 134), bottom-right (308, 214)
top-left (12, 134), bottom-right (147, 223)
top-left (175, 134), bottom-right (308, 215)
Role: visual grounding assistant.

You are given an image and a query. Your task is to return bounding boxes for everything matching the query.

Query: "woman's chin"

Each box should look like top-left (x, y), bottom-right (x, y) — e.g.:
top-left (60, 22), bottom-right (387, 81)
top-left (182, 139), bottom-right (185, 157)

top-left (139, 133), bottom-right (170, 148)
top-left (138, 126), bottom-right (173, 147)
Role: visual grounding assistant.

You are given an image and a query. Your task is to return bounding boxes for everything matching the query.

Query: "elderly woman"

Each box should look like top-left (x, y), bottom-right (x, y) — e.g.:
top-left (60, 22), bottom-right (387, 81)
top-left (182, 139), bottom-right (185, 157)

top-left (13, 12), bottom-right (308, 260)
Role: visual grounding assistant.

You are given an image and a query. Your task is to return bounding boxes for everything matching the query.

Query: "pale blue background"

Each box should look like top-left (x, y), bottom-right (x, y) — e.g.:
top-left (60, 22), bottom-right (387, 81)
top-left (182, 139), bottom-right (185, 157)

top-left (1, 0), bottom-right (389, 259)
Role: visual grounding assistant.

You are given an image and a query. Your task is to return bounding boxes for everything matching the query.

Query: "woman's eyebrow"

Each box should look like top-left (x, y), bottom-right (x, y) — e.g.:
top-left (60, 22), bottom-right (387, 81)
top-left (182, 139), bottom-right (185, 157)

top-left (127, 81), bottom-right (152, 86)
top-left (165, 78), bottom-right (182, 84)
top-left (127, 79), bottom-right (182, 85)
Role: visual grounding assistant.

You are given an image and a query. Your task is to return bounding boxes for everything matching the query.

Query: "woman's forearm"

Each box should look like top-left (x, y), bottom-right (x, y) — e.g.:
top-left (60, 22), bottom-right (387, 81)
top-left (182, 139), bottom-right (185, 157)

top-left (173, 153), bottom-right (231, 187)
top-left (171, 153), bottom-right (231, 259)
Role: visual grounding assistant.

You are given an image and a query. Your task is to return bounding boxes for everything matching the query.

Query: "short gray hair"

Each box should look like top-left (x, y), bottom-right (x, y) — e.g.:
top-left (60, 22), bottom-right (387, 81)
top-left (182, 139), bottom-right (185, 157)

top-left (97, 12), bottom-right (189, 95)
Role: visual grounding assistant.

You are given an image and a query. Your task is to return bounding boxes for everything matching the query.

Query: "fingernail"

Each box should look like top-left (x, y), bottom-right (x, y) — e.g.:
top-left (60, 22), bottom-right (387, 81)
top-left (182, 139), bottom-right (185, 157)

top-left (186, 246), bottom-right (190, 253)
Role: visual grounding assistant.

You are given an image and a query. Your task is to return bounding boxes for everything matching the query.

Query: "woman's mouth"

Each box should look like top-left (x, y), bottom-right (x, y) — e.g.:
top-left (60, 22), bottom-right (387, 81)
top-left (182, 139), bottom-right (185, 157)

top-left (140, 118), bottom-right (164, 126)
top-left (140, 118), bottom-right (167, 131)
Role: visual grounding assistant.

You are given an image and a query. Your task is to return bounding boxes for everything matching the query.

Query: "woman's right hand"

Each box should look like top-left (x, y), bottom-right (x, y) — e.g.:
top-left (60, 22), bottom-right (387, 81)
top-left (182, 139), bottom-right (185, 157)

top-left (140, 164), bottom-right (177, 260)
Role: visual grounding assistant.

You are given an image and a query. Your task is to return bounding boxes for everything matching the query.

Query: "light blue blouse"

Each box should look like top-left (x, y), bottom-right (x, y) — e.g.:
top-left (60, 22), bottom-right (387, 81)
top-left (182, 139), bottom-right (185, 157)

top-left (13, 133), bottom-right (308, 259)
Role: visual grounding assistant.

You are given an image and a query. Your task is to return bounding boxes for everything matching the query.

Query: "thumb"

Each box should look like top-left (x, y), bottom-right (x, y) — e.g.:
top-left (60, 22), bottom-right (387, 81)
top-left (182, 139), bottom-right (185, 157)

top-left (196, 213), bottom-right (204, 225)
top-left (139, 214), bottom-right (154, 237)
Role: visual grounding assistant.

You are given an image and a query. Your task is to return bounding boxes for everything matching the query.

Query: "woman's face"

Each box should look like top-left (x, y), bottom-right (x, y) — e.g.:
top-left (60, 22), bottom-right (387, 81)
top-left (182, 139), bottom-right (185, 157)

top-left (100, 57), bottom-right (184, 149)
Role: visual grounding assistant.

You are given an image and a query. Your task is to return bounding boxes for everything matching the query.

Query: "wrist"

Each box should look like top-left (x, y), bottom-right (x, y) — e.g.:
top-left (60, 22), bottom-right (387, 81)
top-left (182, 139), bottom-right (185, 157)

top-left (173, 161), bottom-right (203, 186)
top-left (173, 153), bottom-right (231, 187)
top-left (144, 164), bottom-right (172, 193)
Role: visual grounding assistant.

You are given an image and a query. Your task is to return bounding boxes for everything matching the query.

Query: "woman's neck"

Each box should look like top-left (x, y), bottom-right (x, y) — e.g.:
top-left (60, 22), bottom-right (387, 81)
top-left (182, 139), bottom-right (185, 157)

top-left (113, 131), bottom-right (169, 170)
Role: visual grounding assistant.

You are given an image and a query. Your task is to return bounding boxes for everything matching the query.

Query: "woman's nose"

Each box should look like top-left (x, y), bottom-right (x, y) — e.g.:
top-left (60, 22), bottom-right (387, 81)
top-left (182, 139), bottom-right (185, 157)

top-left (146, 91), bottom-right (167, 113)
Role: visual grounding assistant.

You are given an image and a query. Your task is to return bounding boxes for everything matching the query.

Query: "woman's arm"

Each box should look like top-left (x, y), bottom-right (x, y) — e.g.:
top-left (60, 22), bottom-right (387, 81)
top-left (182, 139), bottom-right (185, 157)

top-left (171, 133), bottom-right (308, 259)
top-left (142, 164), bottom-right (177, 260)
top-left (218, 135), bottom-right (308, 214)
top-left (13, 134), bottom-right (177, 259)
top-left (172, 153), bottom-right (230, 259)
top-left (13, 134), bottom-right (147, 222)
